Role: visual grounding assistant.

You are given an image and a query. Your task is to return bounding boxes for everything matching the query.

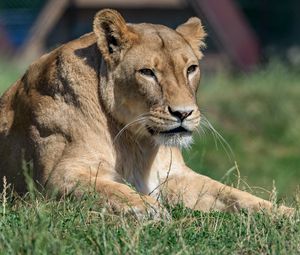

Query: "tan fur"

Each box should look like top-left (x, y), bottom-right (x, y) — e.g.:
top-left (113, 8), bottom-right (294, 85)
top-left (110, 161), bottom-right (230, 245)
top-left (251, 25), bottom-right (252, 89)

top-left (0, 9), bottom-right (293, 217)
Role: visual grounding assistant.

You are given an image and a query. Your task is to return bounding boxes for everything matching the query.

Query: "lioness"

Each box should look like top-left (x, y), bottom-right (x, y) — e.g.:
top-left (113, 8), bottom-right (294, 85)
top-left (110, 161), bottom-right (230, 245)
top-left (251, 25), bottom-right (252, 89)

top-left (0, 9), bottom-right (292, 216)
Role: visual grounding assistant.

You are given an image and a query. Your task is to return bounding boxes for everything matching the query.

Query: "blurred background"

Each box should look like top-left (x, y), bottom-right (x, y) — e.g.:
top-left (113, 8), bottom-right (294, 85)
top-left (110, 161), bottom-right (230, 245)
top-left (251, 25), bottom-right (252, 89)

top-left (0, 0), bottom-right (299, 201)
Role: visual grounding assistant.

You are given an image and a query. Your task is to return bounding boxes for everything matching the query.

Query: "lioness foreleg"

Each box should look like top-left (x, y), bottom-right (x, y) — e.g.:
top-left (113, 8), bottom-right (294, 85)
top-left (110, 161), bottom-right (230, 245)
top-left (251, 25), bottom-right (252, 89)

top-left (163, 168), bottom-right (293, 215)
top-left (48, 163), bottom-right (163, 218)
top-left (92, 178), bottom-right (163, 218)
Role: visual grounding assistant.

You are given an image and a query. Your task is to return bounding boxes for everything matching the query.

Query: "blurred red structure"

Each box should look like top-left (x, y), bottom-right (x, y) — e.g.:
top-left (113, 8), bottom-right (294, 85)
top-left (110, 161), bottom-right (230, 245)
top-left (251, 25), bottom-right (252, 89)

top-left (0, 25), bottom-right (13, 55)
top-left (191, 0), bottom-right (260, 71)
top-left (11, 0), bottom-right (259, 71)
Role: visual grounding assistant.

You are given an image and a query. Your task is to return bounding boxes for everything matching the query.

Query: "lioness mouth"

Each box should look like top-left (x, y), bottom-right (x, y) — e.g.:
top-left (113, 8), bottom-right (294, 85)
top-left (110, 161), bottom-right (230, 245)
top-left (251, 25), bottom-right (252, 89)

top-left (147, 126), bottom-right (191, 135)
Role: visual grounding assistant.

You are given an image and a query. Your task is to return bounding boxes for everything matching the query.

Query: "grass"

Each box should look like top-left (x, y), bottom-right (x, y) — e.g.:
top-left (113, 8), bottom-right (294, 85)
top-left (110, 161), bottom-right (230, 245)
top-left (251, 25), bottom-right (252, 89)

top-left (1, 190), bottom-right (300, 254)
top-left (1, 59), bottom-right (300, 254)
top-left (0, 60), bottom-right (24, 92)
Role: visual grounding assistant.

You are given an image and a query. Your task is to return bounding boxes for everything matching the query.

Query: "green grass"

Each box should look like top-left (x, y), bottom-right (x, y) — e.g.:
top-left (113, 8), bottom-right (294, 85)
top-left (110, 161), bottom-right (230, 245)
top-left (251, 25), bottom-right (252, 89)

top-left (1, 191), bottom-right (300, 254)
top-left (0, 60), bottom-right (24, 93)
top-left (1, 60), bottom-right (300, 253)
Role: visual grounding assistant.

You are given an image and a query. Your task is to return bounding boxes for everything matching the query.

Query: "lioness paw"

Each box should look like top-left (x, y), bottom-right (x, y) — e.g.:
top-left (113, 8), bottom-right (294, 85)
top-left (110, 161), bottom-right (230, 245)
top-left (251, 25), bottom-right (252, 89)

top-left (277, 205), bottom-right (295, 217)
top-left (110, 196), bottom-right (169, 220)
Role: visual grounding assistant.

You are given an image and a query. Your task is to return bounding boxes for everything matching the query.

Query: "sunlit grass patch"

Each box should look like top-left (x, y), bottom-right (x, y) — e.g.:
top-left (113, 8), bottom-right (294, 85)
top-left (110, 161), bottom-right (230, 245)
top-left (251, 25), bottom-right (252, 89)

top-left (0, 188), bottom-right (299, 254)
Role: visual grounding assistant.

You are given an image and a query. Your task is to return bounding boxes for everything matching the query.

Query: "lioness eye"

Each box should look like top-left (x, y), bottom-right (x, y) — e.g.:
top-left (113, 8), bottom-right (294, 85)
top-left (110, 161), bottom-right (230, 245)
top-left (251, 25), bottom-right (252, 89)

top-left (138, 68), bottom-right (156, 78)
top-left (187, 65), bottom-right (198, 75)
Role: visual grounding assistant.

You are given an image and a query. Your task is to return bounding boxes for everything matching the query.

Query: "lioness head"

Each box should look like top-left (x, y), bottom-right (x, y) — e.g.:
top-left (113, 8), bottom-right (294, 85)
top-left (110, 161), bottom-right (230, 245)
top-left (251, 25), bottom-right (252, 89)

top-left (93, 9), bottom-right (206, 147)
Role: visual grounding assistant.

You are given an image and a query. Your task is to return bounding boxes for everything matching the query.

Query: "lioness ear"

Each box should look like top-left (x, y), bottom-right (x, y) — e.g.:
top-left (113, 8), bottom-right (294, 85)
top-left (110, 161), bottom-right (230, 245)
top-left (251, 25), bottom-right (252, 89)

top-left (93, 9), bottom-right (137, 66)
top-left (176, 17), bottom-right (206, 59)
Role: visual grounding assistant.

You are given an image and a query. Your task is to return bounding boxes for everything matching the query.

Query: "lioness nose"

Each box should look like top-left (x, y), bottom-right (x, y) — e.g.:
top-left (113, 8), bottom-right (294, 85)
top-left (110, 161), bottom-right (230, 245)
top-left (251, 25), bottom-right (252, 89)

top-left (168, 106), bottom-right (193, 121)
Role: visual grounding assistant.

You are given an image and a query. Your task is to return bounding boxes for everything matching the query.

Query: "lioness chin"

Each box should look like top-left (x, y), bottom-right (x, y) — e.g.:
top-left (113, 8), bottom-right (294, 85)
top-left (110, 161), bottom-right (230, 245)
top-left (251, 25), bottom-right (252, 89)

top-left (0, 9), bottom-right (293, 218)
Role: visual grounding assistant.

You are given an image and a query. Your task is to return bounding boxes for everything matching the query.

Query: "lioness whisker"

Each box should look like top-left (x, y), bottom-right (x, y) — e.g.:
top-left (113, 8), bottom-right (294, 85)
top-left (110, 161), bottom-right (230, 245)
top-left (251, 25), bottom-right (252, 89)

top-left (133, 125), bottom-right (147, 144)
top-left (199, 115), bottom-right (235, 161)
top-left (201, 121), bottom-right (219, 150)
top-left (113, 113), bottom-right (150, 143)
top-left (196, 124), bottom-right (207, 139)
top-left (198, 118), bottom-right (219, 149)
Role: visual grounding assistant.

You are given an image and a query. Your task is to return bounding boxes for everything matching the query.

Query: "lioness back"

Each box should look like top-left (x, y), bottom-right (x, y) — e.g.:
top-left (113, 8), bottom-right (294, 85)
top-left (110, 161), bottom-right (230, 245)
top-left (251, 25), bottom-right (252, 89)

top-left (0, 33), bottom-right (108, 192)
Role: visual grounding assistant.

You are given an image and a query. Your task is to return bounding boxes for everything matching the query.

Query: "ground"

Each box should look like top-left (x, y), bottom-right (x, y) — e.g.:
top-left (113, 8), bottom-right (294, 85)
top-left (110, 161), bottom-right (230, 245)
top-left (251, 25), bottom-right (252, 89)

top-left (0, 60), bottom-right (299, 254)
